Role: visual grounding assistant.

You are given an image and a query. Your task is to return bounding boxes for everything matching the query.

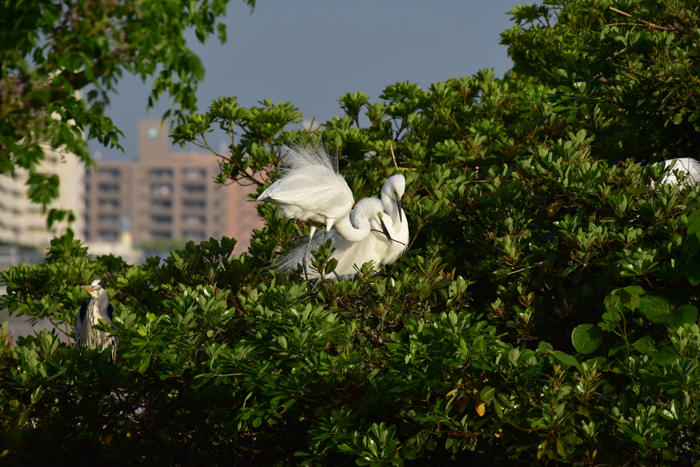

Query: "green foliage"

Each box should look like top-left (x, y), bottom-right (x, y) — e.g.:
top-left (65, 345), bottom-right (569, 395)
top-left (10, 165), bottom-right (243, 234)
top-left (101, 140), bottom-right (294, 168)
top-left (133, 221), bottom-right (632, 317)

top-left (170, 97), bottom-right (303, 187)
top-left (138, 238), bottom-right (191, 253)
top-left (3, 0), bottom-right (700, 465)
top-left (0, 0), bottom-right (255, 225)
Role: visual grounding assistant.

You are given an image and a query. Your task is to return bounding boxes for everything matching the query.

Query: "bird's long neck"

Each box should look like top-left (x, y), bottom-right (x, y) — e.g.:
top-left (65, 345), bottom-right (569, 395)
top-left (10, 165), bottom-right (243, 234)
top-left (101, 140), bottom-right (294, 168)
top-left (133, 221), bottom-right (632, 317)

top-left (87, 299), bottom-right (100, 326)
top-left (333, 214), bottom-right (370, 242)
top-left (88, 295), bottom-right (110, 324)
top-left (382, 197), bottom-right (402, 225)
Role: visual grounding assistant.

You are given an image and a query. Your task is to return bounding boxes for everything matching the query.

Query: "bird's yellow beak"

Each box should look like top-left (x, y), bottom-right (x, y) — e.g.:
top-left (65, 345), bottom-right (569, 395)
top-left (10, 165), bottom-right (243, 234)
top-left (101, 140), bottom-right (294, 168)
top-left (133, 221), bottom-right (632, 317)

top-left (81, 285), bottom-right (96, 292)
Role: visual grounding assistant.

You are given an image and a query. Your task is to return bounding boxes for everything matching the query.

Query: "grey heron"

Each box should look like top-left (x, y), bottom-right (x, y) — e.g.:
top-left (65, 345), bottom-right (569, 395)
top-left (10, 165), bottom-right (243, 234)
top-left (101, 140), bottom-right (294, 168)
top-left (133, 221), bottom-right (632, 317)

top-left (75, 279), bottom-right (118, 360)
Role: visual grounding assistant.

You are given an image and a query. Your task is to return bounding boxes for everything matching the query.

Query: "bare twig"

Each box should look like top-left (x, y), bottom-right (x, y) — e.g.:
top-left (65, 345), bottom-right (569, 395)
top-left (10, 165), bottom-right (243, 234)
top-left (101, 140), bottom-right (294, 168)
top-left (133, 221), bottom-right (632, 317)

top-left (609, 7), bottom-right (675, 31)
top-left (506, 260), bottom-right (546, 276)
top-left (388, 141), bottom-right (417, 171)
top-left (389, 141), bottom-right (399, 170)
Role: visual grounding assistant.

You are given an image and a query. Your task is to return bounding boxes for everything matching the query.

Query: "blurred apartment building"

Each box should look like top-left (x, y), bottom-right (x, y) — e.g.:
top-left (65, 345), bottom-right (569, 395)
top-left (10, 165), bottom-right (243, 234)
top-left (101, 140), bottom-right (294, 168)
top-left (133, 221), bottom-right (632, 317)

top-left (0, 147), bottom-right (85, 248)
top-left (83, 121), bottom-right (261, 252)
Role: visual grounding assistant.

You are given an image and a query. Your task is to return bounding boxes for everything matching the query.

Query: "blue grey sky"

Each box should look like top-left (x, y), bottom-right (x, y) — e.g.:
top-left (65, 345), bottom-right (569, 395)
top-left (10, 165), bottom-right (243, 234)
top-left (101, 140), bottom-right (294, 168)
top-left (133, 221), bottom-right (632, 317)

top-left (90, 0), bottom-right (518, 160)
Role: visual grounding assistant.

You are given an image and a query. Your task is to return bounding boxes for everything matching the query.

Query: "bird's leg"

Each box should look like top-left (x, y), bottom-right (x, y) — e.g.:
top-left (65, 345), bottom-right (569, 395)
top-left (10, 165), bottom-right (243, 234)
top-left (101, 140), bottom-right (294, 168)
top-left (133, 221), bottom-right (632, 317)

top-left (333, 270), bottom-right (342, 281)
top-left (304, 225), bottom-right (317, 282)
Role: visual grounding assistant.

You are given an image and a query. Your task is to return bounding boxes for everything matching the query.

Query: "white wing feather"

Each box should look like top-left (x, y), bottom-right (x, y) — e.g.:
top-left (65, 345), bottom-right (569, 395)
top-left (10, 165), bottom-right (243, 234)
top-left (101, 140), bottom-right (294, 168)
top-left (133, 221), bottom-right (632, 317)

top-left (258, 146), bottom-right (354, 225)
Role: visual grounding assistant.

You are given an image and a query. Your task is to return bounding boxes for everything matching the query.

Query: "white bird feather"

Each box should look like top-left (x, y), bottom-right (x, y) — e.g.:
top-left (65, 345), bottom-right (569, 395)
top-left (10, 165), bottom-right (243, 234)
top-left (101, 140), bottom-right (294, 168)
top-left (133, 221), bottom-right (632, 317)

top-left (380, 174), bottom-right (409, 267)
top-left (275, 197), bottom-right (400, 280)
top-left (659, 158), bottom-right (700, 186)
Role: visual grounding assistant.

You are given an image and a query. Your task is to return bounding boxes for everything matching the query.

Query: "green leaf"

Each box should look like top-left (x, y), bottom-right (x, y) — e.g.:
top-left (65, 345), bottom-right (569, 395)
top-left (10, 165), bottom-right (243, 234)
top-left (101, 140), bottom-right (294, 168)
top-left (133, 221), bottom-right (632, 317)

top-left (556, 438), bottom-right (567, 457)
top-left (620, 285), bottom-right (645, 309)
top-left (553, 351), bottom-right (580, 369)
top-left (537, 341), bottom-right (553, 353)
top-left (30, 385), bottom-right (43, 405)
top-left (324, 258), bottom-right (338, 275)
top-left (571, 324), bottom-right (602, 354)
top-left (493, 398), bottom-right (504, 418)
top-left (17, 409), bottom-right (30, 428)
top-left (688, 210), bottom-right (700, 253)
top-left (638, 295), bottom-right (671, 323)
top-left (684, 259), bottom-right (700, 285)
top-left (633, 336), bottom-right (655, 355)
top-left (667, 305), bottom-right (698, 328)
top-left (608, 339), bottom-right (627, 357)
top-left (480, 386), bottom-right (495, 403)
top-left (367, 437), bottom-right (379, 457)
top-left (138, 354), bottom-right (151, 372)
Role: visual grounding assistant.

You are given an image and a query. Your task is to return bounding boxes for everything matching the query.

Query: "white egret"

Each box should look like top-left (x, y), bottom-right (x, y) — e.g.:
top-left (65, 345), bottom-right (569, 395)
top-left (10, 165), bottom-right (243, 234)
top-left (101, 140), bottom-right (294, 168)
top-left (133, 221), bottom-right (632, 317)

top-left (275, 197), bottom-right (401, 280)
top-left (258, 146), bottom-right (379, 279)
top-left (75, 279), bottom-right (118, 360)
top-left (659, 158), bottom-right (700, 186)
top-left (380, 174), bottom-right (409, 266)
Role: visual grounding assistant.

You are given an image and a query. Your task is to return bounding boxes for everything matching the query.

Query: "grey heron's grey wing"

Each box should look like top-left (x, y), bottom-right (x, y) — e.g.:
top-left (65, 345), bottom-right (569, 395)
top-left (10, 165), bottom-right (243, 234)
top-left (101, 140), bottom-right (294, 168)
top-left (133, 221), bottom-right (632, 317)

top-left (106, 303), bottom-right (115, 321)
top-left (79, 300), bottom-right (88, 322)
top-left (75, 300), bottom-right (88, 343)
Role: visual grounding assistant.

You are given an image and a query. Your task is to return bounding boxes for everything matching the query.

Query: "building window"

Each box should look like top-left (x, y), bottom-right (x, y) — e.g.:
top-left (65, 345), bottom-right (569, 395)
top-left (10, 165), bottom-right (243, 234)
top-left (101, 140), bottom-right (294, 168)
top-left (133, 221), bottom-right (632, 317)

top-left (84, 214), bottom-right (90, 224)
top-left (100, 168), bottom-right (122, 178)
top-left (151, 199), bottom-right (172, 209)
top-left (149, 168), bottom-right (173, 178)
top-left (183, 168), bottom-right (207, 179)
top-left (152, 215), bottom-right (172, 225)
top-left (151, 230), bottom-right (172, 239)
top-left (151, 184), bottom-right (172, 195)
top-left (183, 184), bottom-right (206, 194)
top-left (182, 199), bottom-right (206, 209)
top-left (98, 199), bottom-right (121, 208)
top-left (99, 183), bottom-right (120, 193)
top-left (183, 214), bottom-right (205, 226)
top-left (98, 213), bottom-right (120, 223)
top-left (183, 231), bottom-right (206, 241)
top-left (98, 230), bottom-right (120, 241)
top-left (85, 183), bottom-right (90, 193)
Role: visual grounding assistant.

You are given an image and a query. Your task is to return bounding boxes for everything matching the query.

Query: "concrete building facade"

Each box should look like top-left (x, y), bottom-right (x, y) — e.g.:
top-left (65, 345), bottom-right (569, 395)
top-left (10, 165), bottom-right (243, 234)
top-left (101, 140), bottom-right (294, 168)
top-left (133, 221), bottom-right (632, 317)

top-left (0, 147), bottom-right (85, 248)
top-left (83, 121), bottom-right (261, 252)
